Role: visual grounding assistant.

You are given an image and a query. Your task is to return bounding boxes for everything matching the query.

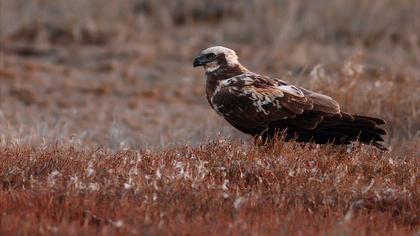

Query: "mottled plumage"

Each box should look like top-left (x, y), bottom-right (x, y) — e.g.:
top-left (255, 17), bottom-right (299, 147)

top-left (193, 46), bottom-right (387, 150)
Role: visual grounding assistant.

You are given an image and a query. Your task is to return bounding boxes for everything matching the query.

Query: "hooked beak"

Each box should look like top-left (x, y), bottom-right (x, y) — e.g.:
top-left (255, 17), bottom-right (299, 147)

top-left (193, 55), bottom-right (209, 67)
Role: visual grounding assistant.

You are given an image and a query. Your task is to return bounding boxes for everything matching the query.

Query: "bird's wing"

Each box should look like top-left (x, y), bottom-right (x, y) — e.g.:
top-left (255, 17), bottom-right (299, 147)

top-left (299, 88), bottom-right (340, 114)
top-left (271, 78), bottom-right (341, 114)
top-left (212, 73), bottom-right (341, 131)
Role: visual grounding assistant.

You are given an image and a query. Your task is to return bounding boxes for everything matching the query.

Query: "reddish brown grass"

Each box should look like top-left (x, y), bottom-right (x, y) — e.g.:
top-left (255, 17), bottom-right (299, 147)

top-left (1, 141), bottom-right (418, 235)
top-left (0, 0), bottom-right (419, 235)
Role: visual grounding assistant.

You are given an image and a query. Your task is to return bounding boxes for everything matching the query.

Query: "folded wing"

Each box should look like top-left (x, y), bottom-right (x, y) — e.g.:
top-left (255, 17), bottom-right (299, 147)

top-left (210, 73), bottom-right (387, 149)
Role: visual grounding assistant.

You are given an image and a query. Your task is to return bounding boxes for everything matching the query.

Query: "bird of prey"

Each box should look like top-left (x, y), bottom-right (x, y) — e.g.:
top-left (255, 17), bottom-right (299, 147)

top-left (193, 46), bottom-right (387, 150)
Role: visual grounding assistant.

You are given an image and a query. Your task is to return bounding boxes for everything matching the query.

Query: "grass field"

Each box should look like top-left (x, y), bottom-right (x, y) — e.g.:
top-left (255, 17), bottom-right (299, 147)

top-left (0, 0), bottom-right (419, 235)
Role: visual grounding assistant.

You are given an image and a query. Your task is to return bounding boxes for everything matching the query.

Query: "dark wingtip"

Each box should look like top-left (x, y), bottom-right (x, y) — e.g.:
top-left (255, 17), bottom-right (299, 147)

top-left (372, 142), bottom-right (389, 151)
top-left (374, 127), bottom-right (387, 135)
top-left (355, 115), bottom-right (386, 125)
top-left (372, 117), bottom-right (386, 125)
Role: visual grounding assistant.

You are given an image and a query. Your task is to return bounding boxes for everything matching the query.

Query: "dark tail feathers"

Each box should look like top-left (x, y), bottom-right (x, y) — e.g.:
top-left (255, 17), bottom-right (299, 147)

top-left (314, 112), bottom-right (387, 150)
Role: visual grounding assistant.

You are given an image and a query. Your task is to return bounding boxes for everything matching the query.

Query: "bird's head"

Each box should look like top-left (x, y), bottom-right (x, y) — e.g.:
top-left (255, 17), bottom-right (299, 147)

top-left (193, 46), bottom-right (241, 73)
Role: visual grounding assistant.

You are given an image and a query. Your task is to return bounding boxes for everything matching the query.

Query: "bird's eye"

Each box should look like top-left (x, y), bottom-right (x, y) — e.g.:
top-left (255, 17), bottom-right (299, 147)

top-left (206, 53), bottom-right (216, 59)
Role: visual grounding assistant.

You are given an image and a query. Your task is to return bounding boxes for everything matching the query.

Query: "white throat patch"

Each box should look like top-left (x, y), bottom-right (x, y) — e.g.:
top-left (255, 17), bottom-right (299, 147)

top-left (205, 64), bottom-right (220, 73)
top-left (204, 60), bottom-right (221, 73)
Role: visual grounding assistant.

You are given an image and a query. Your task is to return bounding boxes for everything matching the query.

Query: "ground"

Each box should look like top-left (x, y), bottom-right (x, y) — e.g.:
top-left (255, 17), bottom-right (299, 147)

top-left (0, 0), bottom-right (419, 235)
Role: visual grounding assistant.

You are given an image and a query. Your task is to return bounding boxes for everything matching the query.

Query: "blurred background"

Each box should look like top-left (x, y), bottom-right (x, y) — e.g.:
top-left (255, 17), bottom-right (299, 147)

top-left (0, 0), bottom-right (419, 150)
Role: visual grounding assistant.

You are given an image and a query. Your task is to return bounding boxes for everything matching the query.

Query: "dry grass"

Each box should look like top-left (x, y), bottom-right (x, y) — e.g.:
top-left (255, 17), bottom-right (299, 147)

top-left (1, 141), bottom-right (418, 235)
top-left (0, 0), bottom-right (419, 235)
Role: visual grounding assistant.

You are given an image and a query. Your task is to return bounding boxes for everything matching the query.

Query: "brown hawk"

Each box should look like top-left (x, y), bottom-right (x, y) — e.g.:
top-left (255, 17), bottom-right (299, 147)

top-left (193, 46), bottom-right (387, 150)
